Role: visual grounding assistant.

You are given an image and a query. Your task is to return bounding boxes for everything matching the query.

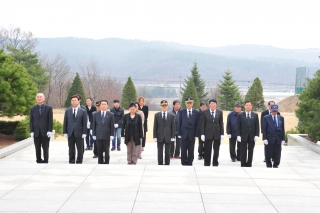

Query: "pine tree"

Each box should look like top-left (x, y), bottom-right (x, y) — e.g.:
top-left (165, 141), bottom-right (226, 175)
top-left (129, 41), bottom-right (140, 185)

top-left (0, 50), bottom-right (37, 117)
top-left (64, 73), bottom-right (86, 107)
top-left (121, 76), bottom-right (137, 109)
top-left (181, 62), bottom-right (208, 101)
top-left (7, 46), bottom-right (49, 92)
top-left (296, 70), bottom-right (320, 140)
top-left (181, 77), bottom-right (200, 108)
top-left (244, 77), bottom-right (266, 111)
top-left (218, 70), bottom-right (241, 110)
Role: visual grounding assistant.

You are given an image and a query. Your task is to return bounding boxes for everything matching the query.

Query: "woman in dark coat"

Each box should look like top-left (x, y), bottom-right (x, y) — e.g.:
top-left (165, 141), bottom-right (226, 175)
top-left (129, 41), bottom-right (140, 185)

top-left (121, 103), bottom-right (143, 165)
top-left (138, 96), bottom-right (149, 151)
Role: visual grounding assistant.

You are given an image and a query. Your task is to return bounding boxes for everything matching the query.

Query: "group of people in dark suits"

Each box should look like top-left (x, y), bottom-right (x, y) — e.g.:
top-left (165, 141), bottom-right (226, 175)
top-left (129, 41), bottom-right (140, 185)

top-left (29, 92), bottom-right (284, 168)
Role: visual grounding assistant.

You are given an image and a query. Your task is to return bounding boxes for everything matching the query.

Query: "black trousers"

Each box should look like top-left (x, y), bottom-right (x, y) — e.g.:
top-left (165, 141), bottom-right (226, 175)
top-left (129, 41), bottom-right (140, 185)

top-left (180, 138), bottom-right (195, 166)
top-left (266, 143), bottom-right (281, 168)
top-left (34, 133), bottom-right (50, 163)
top-left (240, 140), bottom-right (255, 167)
top-left (198, 137), bottom-right (205, 158)
top-left (170, 135), bottom-right (180, 157)
top-left (68, 133), bottom-right (83, 164)
top-left (229, 137), bottom-right (241, 161)
top-left (204, 139), bottom-right (221, 166)
top-left (97, 139), bottom-right (110, 164)
top-left (93, 138), bottom-right (98, 156)
top-left (157, 142), bottom-right (171, 165)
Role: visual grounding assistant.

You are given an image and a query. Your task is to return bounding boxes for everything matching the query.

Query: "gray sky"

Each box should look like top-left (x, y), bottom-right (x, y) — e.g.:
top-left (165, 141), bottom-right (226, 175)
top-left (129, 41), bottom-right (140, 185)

top-left (1, 0), bottom-right (319, 49)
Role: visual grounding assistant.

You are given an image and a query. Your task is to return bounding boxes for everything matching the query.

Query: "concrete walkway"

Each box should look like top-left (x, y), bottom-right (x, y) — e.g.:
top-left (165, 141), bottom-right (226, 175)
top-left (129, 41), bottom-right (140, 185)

top-left (0, 141), bottom-right (320, 213)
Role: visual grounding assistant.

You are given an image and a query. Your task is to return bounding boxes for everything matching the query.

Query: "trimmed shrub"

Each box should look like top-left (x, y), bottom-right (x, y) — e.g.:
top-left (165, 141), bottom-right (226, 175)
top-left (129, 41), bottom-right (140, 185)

top-left (13, 117), bottom-right (30, 140)
top-left (0, 121), bottom-right (19, 134)
top-left (285, 127), bottom-right (299, 142)
top-left (53, 119), bottom-right (63, 138)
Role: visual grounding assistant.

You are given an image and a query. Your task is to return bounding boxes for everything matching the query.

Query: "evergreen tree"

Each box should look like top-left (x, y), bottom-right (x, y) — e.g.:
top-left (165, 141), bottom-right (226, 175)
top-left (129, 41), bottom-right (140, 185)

top-left (64, 73), bottom-right (86, 107)
top-left (7, 46), bottom-right (49, 92)
top-left (244, 77), bottom-right (266, 111)
top-left (0, 49), bottom-right (37, 117)
top-left (218, 70), bottom-right (241, 110)
top-left (181, 77), bottom-right (200, 108)
top-left (121, 76), bottom-right (137, 109)
top-left (296, 70), bottom-right (320, 140)
top-left (181, 62), bottom-right (208, 101)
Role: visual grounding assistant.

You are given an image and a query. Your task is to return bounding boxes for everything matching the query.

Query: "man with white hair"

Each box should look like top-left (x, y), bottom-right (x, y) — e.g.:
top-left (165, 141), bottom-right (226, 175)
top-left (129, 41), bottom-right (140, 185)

top-left (29, 93), bottom-right (53, 163)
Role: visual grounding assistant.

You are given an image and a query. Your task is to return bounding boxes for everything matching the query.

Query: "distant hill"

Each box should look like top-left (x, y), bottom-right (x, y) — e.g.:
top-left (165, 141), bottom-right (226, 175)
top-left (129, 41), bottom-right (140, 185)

top-left (35, 38), bottom-right (320, 85)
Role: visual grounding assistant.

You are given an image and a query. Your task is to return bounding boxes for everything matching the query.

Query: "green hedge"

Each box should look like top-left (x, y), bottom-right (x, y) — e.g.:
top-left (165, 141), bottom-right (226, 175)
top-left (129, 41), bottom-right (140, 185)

top-left (285, 127), bottom-right (299, 142)
top-left (13, 117), bottom-right (30, 140)
top-left (53, 119), bottom-right (63, 137)
top-left (0, 121), bottom-right (20, 134)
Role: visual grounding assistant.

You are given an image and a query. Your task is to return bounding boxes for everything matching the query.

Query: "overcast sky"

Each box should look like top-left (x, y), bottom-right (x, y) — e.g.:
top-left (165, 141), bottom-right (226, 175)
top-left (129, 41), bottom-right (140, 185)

top-left (1, 0), bottom-right (319, 49)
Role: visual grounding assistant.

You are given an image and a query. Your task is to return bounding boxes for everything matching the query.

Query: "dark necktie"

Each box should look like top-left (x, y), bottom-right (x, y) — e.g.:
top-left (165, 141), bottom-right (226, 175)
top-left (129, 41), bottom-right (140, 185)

top-left (273, 116), bottom-right (277, 127)
top-left (246, 113), bottom-right (250, 124)
top-left (73, 109), bottom-right (76, 120)
top-left (163, 112), bottom-right (166, 122)
top-left (102, 112), bottom-right (105, 123)
top-left (188, 111), bottom-right (192, 120)
top-left (211, 112), bottom-right (215, 121)
top-left (39, 106), bottom-right (42, 116)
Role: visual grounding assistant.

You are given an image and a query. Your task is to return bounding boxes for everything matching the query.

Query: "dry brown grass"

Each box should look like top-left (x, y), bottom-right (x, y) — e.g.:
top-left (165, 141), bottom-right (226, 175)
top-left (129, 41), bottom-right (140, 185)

top-left (0, 108), bottom-right (299, 145)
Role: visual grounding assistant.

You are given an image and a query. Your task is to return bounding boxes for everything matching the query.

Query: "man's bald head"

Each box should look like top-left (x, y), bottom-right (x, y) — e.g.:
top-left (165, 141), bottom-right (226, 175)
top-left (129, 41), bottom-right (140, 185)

top-left (36, 93), bottom-right (45, 105)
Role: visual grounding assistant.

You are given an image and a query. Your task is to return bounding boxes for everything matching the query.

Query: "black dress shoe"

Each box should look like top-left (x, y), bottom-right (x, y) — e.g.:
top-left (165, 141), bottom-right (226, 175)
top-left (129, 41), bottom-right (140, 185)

top-left (232, 159), bottom-right (236, 162)
top-left (198, 156), bottom-right (202, 160)
top-left (93, 155), bottom-right (98, 158)
top-left (263, 159), bottom-right (266, 162)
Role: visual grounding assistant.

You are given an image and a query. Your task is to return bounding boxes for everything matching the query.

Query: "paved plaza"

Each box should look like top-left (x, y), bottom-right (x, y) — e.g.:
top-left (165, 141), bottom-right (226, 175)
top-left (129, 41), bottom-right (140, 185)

top-left (1, 140), bottom-right (320, 213)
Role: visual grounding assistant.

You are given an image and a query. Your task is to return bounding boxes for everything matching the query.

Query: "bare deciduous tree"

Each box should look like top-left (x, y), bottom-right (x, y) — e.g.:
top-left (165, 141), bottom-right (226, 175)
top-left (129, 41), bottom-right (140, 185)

top-left (79, 60), bottom-right (124, 103)
top-left (0, 25), bottom-right (37, 50)
top-left (41, 54), bottom-right (72, 108)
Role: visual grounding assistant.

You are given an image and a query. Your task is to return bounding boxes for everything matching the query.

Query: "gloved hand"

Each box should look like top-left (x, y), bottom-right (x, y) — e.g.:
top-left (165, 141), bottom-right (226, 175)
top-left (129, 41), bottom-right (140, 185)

top-left (114, 124), bottom-right (119, 128)
top-left (30, 132), bottom-right (34, 138)
top-left (90, 129), bottom-right (92, 135)
top-left (47, 132), bottom-right (53, 138)
top-left (93, 136), bottom-right (96, 140)
top-left (201, 135), bottom-right (205, 141)
top-left (170, 138), bottom-right (175, 142)
top-left (254, 136), bottom-right (259, 142)
top-left (220, 135), bottom-right (224, 141)
top-left (110, 136), bottom-right (114, 140)
top-left (227, 134), bottom-right (231, 139)
top-left (264, 140), bottom-right (268, 145)
top-left (178, 136), bottom-right (181, 139)
top-left (64, 134), bottom-right (68, 138)
top-left (281, 140), bottom-right (285, 145)
top-left (237, 136), bottom-right (241, 142)
top-left (153, 138), bottom-right (157, 142)
top-left (82, 134), bottom-right (86, 138)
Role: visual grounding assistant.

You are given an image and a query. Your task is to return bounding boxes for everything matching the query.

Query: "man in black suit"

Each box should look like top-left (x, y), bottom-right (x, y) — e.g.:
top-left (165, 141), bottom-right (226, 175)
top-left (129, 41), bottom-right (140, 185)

top-left (200, 99), bottom-right (224, 166)
top-left (63, 95), bottom-right (87, 164)
top-left (178, 97), bottom-right (200, 166)
top-left (153, 100), bottom-right (176, 165)
top-left (92, 100), bottom-right (114, 164)
top-left (91, 101), bottom-right (101, 158)
top-left (226, 102), bottom-right (242, 162)
top-left (263, 104), bottom-right (285, 168)
top-left (30, 93), bottom-right (53, 163)
top-left (261, 100), bottom-right (280, 162)
top-left (170, 100), bottom-right (181, 159)
top-left (236, 101), bottom-right (260, 167)
top-left (85, 97), bottom-right (96, 150)
top-left (198, 102), bottom-right (207, 160)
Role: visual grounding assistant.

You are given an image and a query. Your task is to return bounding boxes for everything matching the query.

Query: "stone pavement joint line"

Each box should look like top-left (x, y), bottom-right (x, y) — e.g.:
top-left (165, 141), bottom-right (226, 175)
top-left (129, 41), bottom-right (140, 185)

top-left (0, 141), bottom-right (320, 212)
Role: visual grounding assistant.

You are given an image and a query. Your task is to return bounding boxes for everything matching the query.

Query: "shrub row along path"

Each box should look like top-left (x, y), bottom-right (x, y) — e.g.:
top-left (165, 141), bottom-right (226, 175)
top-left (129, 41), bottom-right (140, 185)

top-left (0, 139), bottom-right (320, 213)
